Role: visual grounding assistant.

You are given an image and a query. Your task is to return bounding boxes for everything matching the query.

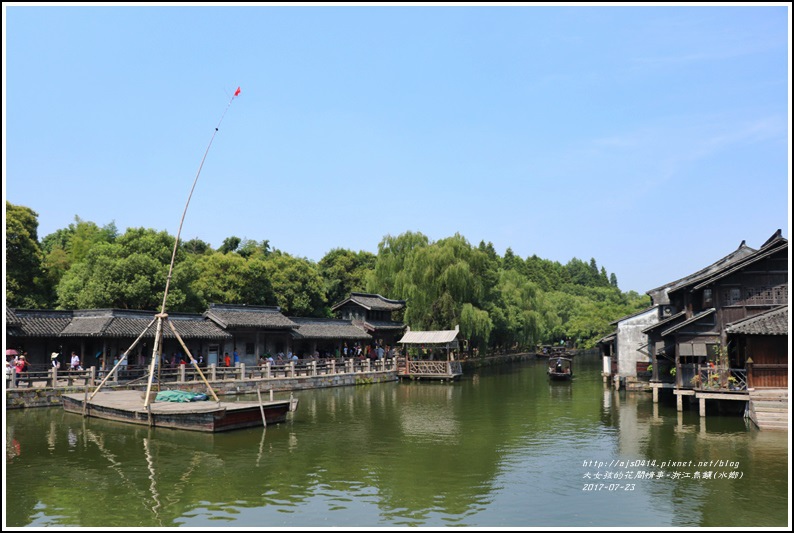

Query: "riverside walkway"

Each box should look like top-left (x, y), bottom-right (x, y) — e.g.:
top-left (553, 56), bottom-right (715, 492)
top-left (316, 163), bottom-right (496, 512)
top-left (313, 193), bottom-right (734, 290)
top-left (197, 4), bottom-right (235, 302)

top-left (6, 358), bottom-right (399, 409)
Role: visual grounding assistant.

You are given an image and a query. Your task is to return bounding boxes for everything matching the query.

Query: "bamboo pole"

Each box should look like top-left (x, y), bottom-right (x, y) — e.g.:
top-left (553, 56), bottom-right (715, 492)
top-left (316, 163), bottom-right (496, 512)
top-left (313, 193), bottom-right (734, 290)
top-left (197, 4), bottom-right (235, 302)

top-left (88, 317), bottom-right (157, 402)
top-left (166, 319), bottom-right (219, 402)
top-left (143, 315), bottom-right (166, 408)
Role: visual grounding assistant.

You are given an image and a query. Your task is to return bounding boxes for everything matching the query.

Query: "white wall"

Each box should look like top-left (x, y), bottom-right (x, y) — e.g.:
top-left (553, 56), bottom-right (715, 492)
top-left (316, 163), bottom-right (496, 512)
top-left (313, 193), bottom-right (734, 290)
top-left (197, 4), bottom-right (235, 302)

top-left (616, 308), bottom-right (658, 377)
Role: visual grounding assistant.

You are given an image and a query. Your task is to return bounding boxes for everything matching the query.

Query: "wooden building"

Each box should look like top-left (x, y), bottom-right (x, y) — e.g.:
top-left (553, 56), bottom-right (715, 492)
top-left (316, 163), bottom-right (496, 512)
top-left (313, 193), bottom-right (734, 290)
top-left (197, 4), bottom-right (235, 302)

top-left (5, 308), bottom-right (230, 370)
top-left (203, 303), bottom-right (299, 366)
top-left (643, 230), bottom-right (788, 414)
top-left (726, 305), bottom-right (788, 389)
top-left (331, 292), bottom-right (406, 348)
top-left (288, 316), bottom-right (372, 358)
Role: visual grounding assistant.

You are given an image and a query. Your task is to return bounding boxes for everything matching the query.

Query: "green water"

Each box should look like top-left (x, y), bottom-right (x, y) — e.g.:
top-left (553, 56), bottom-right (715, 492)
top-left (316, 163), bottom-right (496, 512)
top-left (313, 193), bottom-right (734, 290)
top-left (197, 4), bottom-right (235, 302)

top-left (4, 355), bottom-right (790, 527)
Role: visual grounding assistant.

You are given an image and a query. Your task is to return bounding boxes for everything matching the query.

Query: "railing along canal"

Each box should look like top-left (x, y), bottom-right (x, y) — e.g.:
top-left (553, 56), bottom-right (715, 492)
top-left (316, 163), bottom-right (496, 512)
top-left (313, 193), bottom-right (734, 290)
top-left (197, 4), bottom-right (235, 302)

top-left (5, 358), bottom-right (398, 390)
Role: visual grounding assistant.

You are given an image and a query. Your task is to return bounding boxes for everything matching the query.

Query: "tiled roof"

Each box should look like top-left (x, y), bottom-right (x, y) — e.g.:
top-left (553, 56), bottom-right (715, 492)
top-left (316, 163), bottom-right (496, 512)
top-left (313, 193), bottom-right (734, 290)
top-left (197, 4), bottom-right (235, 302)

top-left (6, 307), bottom-right (21, 326)
top-left (642, 311), bottom-right (686, 334)
top-left (597, 332), bottom-right (616, 344)
top-left (6, 309), bottom-right (73, 337)
top-left (204, 303), bottom-right (298, 329)
top-left (660, 308), bottom-right (716, 337)
top-left (58, 309), bottom-right (231, 339)
top-left (289, 317), bottom-right (371, 340)
top-left (361, 319), bottom-right (406, 331)
top-left (726, 306), bottom-right (788, 336)
top-left (646, 241), bottom-right (756, 303)
top-left (331, 292), bottom-right (405, 312)
top-left (692, 240), bottom-right (788, 291)
top-left (609, 306), bottom-right (655, 326)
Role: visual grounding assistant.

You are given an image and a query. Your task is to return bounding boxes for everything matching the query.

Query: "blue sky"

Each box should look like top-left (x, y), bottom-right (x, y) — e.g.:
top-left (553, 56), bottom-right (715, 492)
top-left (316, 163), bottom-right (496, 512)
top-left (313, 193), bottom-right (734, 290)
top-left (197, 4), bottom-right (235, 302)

top-left (3, 4), bottom-right (791, 294)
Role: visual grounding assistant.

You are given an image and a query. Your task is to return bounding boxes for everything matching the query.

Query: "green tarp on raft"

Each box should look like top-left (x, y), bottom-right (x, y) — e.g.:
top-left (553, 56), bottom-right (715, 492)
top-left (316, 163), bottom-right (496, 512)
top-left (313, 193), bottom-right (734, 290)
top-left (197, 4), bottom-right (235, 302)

top-left (155, 390), bottom-right (209, 403)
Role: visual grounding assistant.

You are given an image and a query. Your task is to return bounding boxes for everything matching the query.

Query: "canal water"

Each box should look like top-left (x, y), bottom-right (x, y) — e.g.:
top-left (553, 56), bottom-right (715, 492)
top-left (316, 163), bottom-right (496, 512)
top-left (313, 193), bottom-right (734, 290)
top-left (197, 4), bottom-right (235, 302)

top-left (4, 354), bottom-right (790, 528)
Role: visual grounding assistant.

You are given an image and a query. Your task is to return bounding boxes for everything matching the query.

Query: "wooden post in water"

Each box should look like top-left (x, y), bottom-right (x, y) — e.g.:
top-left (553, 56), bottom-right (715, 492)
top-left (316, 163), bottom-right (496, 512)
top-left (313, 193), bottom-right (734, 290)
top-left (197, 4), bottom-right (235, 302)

top-left (256, 387), bottom-right (267, 428)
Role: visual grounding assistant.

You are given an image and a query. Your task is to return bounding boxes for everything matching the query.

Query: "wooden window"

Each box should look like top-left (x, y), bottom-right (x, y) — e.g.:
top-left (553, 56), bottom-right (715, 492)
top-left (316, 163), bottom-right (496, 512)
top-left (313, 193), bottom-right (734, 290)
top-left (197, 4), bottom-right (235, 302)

top-left (702, 288), bottom-right (713, 307)
top-left (722, 287), bottom-right (742, 306)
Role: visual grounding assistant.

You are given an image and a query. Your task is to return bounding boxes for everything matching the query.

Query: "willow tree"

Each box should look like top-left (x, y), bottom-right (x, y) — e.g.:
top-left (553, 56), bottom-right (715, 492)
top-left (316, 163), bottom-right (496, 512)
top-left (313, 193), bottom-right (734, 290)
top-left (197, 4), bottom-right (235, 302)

top-left (366, 231), bottom-right (429, 300)
top-left (488, 269), bottom-right (551, 351)
top-left (460, 303), bottom-right (493, 356)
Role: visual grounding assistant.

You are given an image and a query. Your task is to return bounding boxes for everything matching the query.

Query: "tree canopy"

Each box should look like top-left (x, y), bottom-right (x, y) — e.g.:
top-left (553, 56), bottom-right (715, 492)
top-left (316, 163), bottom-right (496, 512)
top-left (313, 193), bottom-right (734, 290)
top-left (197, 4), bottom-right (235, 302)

top-left (6, 203), bottom-right (650, 351)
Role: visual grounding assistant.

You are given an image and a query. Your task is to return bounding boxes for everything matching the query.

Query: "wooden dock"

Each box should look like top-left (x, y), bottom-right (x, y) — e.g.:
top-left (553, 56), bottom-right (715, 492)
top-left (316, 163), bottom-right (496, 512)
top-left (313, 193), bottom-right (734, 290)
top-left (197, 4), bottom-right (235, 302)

top-left (62, 390), bottom-right (296, 433)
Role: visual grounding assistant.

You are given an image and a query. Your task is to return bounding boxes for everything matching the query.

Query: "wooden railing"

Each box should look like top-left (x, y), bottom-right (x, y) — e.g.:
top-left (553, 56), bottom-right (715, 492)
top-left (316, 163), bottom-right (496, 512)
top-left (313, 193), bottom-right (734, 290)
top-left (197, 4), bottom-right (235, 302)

top-left (5, 358), bottom-right (398, 390)
top-left (406, 360), bottom-right (463, 375)
top-left (690, 366), bottom-right (748, 391)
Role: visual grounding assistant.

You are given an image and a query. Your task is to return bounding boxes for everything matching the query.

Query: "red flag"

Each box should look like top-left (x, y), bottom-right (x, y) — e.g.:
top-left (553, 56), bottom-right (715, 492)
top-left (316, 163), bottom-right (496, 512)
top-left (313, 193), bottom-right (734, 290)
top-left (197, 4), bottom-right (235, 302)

top-left (234, 86), bottom-right (241, 97)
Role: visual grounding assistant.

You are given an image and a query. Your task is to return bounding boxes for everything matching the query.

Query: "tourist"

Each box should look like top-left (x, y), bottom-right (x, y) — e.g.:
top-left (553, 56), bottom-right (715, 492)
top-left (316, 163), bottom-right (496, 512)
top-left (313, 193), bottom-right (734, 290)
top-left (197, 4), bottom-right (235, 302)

top-left (224, 352), bottom-right (231, 367)
top-left (51, 352), bottom-right (61, 370)
top-left (15, 355), bottom-right (28, 386)
top-left (70, 352), bottom-right (81, 371)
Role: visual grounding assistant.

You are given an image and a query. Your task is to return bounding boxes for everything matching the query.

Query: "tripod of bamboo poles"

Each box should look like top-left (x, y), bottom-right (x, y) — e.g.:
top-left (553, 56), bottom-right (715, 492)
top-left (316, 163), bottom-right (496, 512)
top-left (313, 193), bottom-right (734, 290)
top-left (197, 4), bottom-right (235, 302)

top-left (86, 87), bottom-right (241, 408)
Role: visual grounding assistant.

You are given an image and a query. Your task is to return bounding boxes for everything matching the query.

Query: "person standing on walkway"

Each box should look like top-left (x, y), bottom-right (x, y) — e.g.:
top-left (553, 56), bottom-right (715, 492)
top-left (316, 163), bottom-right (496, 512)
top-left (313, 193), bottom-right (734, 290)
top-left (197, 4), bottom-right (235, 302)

top-left (224, 352), bottom-right (231, 368)
top-left (15, 355), bottom-right (28, 386)
top-left (70, 352), bottom-right (81, 371)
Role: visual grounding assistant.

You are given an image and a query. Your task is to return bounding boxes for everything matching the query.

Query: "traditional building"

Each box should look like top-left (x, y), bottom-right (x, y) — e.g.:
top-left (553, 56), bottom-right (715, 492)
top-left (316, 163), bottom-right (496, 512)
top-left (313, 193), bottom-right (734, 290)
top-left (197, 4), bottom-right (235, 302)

top-left (5, 308), bottom-right (230, 369)
top-left (289, 316), bottom-right (372, 358)
top-left (644, 230), bottom-right (788, 415)
top-left (330, 292), bottom-right (406, 348)
top-left (726, 305), bottom-right (788, 389)
top-left (203, 303), bottom-right (298, 366)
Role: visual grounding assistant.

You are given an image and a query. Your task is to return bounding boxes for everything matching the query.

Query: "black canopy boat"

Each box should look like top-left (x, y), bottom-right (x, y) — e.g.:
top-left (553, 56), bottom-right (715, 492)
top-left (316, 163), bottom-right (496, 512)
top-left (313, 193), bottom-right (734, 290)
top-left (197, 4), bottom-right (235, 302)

top-left (548, 356), bottom-right (573, 381)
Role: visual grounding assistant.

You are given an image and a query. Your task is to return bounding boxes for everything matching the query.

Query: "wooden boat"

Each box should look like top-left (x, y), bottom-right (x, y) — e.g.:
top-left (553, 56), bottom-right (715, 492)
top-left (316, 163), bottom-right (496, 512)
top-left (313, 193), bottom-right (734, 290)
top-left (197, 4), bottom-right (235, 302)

top-left (537, 345), bottom-right (568, 359)
top-left (59, 91), bottom-right (302, 434)
top-left (548, 356), bottom-right (573, 381)
top-left (62, 390), bottom-right (297, 433)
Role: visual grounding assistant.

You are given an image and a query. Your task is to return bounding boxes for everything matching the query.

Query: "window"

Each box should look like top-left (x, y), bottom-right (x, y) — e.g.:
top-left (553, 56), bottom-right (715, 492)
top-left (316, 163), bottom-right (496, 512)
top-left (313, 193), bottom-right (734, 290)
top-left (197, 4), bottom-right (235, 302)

top-left (722, 287), bottom-right (742, 306)
top-left (702, 288), bottom-right (713, 307)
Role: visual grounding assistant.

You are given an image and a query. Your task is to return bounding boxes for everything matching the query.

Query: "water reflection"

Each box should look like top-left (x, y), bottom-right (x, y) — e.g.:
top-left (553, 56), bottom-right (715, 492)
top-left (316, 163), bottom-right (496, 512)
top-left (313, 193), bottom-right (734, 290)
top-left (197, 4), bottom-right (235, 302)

top-left (4, 355), bottom-right (789, 528)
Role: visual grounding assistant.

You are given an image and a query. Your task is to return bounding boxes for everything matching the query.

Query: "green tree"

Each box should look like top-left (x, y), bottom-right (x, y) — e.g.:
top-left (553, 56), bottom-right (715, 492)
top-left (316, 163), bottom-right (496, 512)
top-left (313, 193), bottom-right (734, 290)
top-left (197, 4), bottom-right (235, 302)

top-left (266, 252), bottom-right (327, 316)
top-left (5, 202), bottom-right (46, 307)
top-left (56, 228), bottom-right (194, 310)
top-left (366, 231), bottom-right (430, 299)
top-left (218, 236), bottom-right (242, 254)
top-left (319, 248), bottom-right (376, 308)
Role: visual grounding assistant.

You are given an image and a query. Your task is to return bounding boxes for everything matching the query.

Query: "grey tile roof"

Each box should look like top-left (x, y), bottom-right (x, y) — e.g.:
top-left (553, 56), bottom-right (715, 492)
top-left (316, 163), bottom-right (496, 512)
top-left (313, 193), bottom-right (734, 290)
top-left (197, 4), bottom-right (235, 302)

top-left (642, 311), bottom-right (687, 334)
top-left (726, 306), bottom-right (788, 336)
top-left (204, 303), bottom-right (298, 329)
top-left (646, 242), bottom-right (757, 302)
top-left (692, 240), bottom-right (788, 291)
top-left (6, 309), bottom-right (73, 337)
top-left (660, 308), bottom-right (716, 337)
top-left (597, 332), bottom-right (616, 344)
top-left (331, 292), bottom-right (405, 312)
top-left (609, 306), bottom-right (656, 326)
top-left (6, 307), bottom-right (21, 326)
top-left (58, 309), bottom-right (232, 339)
top-left (289, 317), bottom-right (371, 340)
top-left (361, 319), bottom-right (406, 331)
